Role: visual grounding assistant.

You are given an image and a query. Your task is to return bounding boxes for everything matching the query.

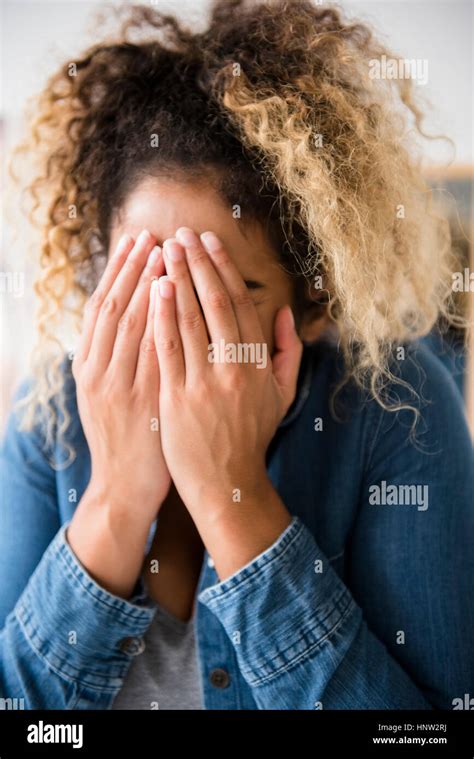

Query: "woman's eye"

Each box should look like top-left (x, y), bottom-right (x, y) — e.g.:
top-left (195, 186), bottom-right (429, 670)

top-left (244, 280), bottom-right (264, 290)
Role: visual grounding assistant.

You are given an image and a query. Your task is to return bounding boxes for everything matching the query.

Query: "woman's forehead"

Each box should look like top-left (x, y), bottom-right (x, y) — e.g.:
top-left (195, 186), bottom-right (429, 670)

top-left (111, 176), bottom-right (280, 275)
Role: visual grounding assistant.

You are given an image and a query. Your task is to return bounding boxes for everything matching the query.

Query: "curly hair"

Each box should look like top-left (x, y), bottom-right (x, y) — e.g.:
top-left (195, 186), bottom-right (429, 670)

top-left (12, 0), bottom-right (461, 461)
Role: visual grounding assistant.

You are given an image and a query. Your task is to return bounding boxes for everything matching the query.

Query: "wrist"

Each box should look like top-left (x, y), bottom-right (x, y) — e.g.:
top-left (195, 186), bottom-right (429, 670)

top-left (186, 462), bottom-right (270, 523)
top-left (67, 484), bottom-right (155, 599)
top-left (192, 475), bottom-right (292, 581)
top-left (85, 478), bottom-right (159, 531)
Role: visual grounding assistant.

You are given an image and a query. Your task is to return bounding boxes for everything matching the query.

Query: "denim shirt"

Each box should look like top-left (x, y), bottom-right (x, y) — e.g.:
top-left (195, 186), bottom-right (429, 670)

top-left (0, 337), bottom-right (473, 710)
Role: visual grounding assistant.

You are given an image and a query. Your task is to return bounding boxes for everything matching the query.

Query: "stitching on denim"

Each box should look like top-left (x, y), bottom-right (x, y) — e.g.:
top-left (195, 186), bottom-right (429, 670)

top-left (202, 519), bottom-right (304, 604)
top-left (271, 587), bottom-right (351, 657)
top-left (16, 598), bottom-right (124, 694)
top-left (201, 518), bottom-right (303, 603)
top-left (249, 595), bottom-right (358, 687)
top-left (56, 536), bottom-right (154, 624)
top-left (241, 586), bottom-right (350, 679)
top-left (68, 688), bottom-right (84, 710)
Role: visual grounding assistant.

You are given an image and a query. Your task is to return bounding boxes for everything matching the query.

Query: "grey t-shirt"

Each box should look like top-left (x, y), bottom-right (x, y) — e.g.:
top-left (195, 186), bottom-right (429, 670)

top-left (112, 603), bottom-right (203, 710)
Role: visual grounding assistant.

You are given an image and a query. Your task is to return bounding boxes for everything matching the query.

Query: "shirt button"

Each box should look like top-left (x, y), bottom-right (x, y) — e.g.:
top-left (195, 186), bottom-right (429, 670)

top-left (207, 556), bottom-right (215, 568)
top-left (118, 637), bottom-right (146, 656)
top-left (209, 668), bottom-right (230, 689)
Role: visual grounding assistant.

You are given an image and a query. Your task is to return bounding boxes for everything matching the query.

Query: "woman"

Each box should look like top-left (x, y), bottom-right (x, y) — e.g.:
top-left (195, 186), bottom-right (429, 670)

top-left (1, 0), bottom-right (473, 710)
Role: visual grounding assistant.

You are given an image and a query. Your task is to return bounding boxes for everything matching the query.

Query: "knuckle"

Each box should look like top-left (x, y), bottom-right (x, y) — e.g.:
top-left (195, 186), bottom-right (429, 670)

top-left (140, 337), bottom-right (156, 355)
top-left (158, 335), bottom-right (180, 355)
top-left (193, 379), bottom-right (209, 402)
top-left (207, 288), bottom-right (230, 311)
top-left (86, 289), bottom-right (103, 313)
top-left (80, 370), bottom-right (98, 394)
top-left (106, 387), bottom-right (123, 406)
top-left (187, 247), bottom-right (208, 266)
top-left (127, 383), bottom-right (140, 403)
top-left (103, 375), bottom-right (124, 404)
top-left (117, 311), bottom-right (137, 334)
top-left (161, 385), bottom-right (178, 406)
top-left (101, 295), bottom-right (118, 316)
top-left (180, 310), bottom-right (202, 332)
top-left (224, 368), bottom-right (246, 392)
top-left (125, 257), bottom-right (141, 276)
top-left (232, 289), bottom-right (253, 308)
top-left (169, 268), bottom-right (186, 284)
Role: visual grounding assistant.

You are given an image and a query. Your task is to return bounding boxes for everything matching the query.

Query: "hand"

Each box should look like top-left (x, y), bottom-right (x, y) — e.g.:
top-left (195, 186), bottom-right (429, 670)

top-left (153, 228), bottom-right (302, 548)
top-left (72, 229), bottom-right (171, 523)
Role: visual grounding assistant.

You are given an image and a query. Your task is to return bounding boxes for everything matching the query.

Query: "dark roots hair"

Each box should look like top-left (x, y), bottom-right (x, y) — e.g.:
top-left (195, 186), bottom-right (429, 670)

top-left (13, 0), bottom-right (460, 455)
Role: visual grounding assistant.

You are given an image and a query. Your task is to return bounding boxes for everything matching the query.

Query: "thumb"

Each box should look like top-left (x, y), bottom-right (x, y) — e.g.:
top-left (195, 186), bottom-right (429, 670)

top-left (272, 305), bottom-right (303, 411)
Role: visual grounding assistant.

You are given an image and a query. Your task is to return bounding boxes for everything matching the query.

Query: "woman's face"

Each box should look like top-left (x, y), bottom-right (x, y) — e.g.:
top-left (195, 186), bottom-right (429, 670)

top-left (109, 176), bottom-right (324, 352)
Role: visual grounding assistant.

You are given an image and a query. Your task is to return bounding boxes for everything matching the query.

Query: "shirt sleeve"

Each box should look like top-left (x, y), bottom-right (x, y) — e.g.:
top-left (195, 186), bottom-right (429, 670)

top-left (198, 344), bottom-right (474, 709)
top-left (0, 385), bottom-right (156, 709)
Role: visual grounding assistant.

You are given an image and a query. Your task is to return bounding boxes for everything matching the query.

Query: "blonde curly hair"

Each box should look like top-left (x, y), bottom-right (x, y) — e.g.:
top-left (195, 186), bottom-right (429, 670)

top-left (11, 0), bottom-right (461, 461)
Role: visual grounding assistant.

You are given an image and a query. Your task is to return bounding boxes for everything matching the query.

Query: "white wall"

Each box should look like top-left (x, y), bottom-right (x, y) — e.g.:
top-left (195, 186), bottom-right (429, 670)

top-left (2, 0), bottom-right (472, 163)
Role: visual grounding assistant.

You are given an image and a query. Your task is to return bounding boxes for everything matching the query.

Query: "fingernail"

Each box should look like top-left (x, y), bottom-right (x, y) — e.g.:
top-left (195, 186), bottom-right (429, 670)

top-left (114, 234), bottom-right (133, 256)
top-left (200, 231), bottom-right (221, 252)
top-left (287, 306), bottom-right (295, 330)
top-left (163, 240), bottom-right (184, 262)
top-left (176, 227), bottom-right (199, 247)
top-left (130, 229), bottom-right (152, 258)
top-left (158, 276), bottom-right (174, 299)
top-left (147, 246), bottom-right (161, 267)
top-left (137, 229), bottom-right (152, 246)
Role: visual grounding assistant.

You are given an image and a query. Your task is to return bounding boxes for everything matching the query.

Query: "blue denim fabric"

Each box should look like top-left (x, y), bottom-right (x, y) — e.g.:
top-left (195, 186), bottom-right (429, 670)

top-left (0, 337), bottom-right (473, 709)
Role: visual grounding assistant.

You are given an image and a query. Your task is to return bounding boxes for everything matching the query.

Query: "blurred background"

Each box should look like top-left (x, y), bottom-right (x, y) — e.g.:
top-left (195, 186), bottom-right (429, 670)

top-left (1, 0), bottom-right (473, 431)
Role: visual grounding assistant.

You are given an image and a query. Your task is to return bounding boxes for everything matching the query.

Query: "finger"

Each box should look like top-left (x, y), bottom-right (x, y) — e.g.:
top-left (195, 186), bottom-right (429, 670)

top-left (200, 231), bottom-right (264, 344)
top-left (134, 270), bottom-right (161, 390)
top-left (75, 234), bottom-right (134, 366)
top-left (175, 227), bottom-right (240, 345)
top-left (272, 306), bottom-right (303, 412)
top-left (153, 276), bottom-right (185, 388)
top-left (110, 245), bottom-right (164, 388)
top-left (88, 229), bottom-right (156, 375)
top-left (161, 238), bottom-right (209, 379)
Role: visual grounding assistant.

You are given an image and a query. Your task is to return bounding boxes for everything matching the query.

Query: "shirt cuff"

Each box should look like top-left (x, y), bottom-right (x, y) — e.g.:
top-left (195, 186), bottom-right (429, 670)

top-left (197, 516), bottom-right (356, 687)
top-left (15, 522), bottom-right (156, 691)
